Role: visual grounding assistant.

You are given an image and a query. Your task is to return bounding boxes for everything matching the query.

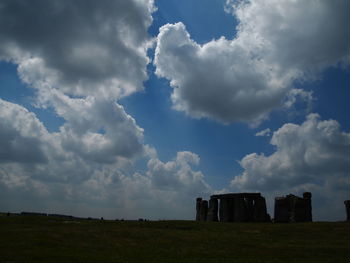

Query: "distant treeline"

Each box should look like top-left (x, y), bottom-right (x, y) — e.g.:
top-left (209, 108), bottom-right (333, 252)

top-left (1, 211), bottom-right (95, 220)
top-left (1, 211), bottom-right (149, 222)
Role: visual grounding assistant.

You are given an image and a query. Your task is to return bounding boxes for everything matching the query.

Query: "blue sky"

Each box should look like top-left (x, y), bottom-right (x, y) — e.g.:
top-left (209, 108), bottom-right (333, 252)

top-left (0, 0), bottom-right (350, 220)
top-left (122, 0), bottom-right (274, 187)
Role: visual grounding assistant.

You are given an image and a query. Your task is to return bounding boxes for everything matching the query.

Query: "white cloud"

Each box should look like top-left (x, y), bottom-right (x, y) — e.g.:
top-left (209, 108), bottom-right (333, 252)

top-left (155, 22), bottom-right (287, 124)
top-left (255, 128), bottom-right (271, 137)
top-left (283, 89), bottom-right (314, 111)
top-left (42, 91), bottom-right (145, 164)
top-left (231, 114), bottom-right (350, 220)
top-left (147, 151), bottom-right (210, 193)
top-left (154, 0), bottom-right (350, 124)
top-left (232, 0), bottom-right (350, 75)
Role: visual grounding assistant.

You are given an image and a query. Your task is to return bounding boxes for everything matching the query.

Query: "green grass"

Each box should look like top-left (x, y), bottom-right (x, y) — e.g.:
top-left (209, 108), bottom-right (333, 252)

top-left (0, 215), bottom-right (349, 262)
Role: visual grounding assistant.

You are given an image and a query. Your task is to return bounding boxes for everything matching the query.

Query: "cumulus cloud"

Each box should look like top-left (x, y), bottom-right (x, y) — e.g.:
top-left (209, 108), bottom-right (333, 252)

top-left (0, 99), bottom-right (125, 184)
top-left (0, 99), bottom-right (48, 164)
top-left (0, 0), bottom-right (213, 219)
top-left (0, 0), bottom-right (157, 175)
top-left (147, 151), bottom-right (210, 194)
top-left (0, 0), bottom-right (157, 167)
top-left (0, 99), bottom-right (210, 218)
top-left (155, 22), bottom-right (287, 124)
top-left (0, 0), bottom-right (155, 98)
top-left (231, 0), bottom-right (350, 74)
top-left (231, 114), bottom-right (350, 220)
top-left (40, 91), bottom-right (145, 164)
top-left (154, 0), bottom-right (350, 124)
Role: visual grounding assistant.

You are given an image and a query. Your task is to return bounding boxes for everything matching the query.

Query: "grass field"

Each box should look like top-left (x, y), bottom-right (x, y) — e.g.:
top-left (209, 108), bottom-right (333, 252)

top-left (1, 214), bottom-right (349, 263)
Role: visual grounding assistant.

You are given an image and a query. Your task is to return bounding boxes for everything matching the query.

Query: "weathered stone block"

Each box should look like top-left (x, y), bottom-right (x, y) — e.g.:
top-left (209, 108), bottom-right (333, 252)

top-left (199, 200), bottom-right (208, 221)
top-left (234, 197), bottom-right (246, 222)
top-left (345, 200), bottom-right (350, 221)
top-left (253, 196), bottom-right (269, 222)
top-left (303, 192), bottom-right (312, 222)
top-left (207, 198), bottom-right (218, 222)
top-left (198, 192), bottom-right (270, 223)
top-left (291, 196), bottom-right (307, 222)
top-left (196, 197), bottom-right (202, 221)
top-left (219, 198), bottom-right (231, 222)
top-left (274, 197), bottom-right (290, 223)
top-left (274, 192), bottom-right (313, 223)
top-left (245, 197), bottom-right (254, 222)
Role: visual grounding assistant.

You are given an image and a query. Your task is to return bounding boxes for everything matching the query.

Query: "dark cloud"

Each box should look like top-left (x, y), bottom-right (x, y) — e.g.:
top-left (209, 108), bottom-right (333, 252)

top-left (55, 96), bottom-right (145, 163)
top-left (0, 0), bottom-right (213, 219)
top-left (0, 1), bottom-right (154, 178)
top-left (0, 0), bottom-right (155, 97)
top-left (0, 91), bottom-right (209, 219)
top-left (0, 99), bottom-right (47, 164)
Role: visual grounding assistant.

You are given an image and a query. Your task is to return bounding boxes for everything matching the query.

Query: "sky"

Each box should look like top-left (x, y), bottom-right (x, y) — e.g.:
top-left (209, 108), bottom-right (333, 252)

top-left (0, 0), bottom-right (350, 221)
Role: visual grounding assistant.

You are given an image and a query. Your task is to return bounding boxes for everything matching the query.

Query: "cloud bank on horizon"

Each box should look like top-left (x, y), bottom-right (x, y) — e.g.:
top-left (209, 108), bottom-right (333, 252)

top-left (0, 0), bottom-right (349, 220)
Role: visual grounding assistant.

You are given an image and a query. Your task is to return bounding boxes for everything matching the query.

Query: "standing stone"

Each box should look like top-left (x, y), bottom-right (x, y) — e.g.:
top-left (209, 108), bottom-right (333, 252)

top-left (219, 198), bottom-right (231, 222)
top-left (234, 197), bottom-right (246, 222)
top-left (199, 200), bottom-right (208, 221)
top-left (303, 192), bottom-right (312, 222)
top-left (290, 193), bottom-right (312, 222)
top-left (274, 197), bottom-right (290, 223)
top-left (291, 195), bottom-right (306, 222)
top-left (228, 198), bottom-right (235, 222)
top-left (201, 192), bottom-right (271, 223)
top-left (345, 200), bottom-right (350, 221)
top-left (196, 198), bottom-right (202, 221)
top-left (207, 198), bottom-right (219, 222)
top-left (274, 193), bottom-right (313, 223)
top-left (253, 196), bottom-right (269, 222)
top-left (245, 197), bottom-right (254, 222)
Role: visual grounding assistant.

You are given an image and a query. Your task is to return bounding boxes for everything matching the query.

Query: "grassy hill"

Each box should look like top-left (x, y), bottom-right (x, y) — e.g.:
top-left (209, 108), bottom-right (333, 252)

top-left (1, 214), bottom-right (349, 262)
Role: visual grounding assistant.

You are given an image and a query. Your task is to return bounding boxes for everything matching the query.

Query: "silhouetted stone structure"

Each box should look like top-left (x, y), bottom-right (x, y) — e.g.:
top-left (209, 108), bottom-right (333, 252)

top-left (196, 193), bottom-right (270, 222)
top-left (274, 192), bottom-right (312, 223)
top-left (345, 200), bottom-right (350, 221)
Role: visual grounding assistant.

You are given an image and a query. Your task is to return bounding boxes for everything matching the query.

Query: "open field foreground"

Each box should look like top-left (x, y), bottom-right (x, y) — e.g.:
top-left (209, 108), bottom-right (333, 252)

top-left (1, 215), bottom-right (350, 263)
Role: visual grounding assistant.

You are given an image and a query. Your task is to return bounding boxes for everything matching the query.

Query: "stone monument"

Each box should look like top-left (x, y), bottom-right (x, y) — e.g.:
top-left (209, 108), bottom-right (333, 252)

top-left (196, 193), bottom-right (270, 222)
top-left (274, 192), bottom-right (312, 223)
